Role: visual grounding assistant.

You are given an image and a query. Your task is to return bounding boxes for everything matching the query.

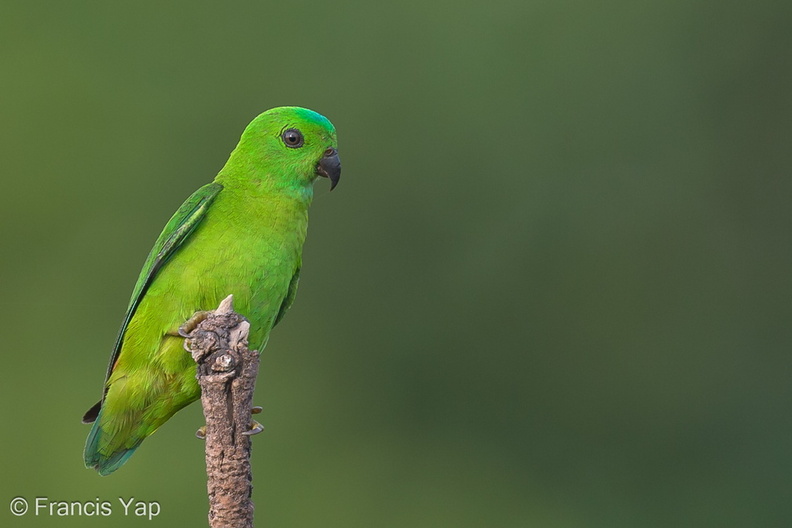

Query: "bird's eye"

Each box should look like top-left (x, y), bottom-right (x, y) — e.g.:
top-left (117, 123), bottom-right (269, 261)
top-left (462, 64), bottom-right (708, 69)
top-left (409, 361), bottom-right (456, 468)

top-left (282, 128), bottom-right (304, 148)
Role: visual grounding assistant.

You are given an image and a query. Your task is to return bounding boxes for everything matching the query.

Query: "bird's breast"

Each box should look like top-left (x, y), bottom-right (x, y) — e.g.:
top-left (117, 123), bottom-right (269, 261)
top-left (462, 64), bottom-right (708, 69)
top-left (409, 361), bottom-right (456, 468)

top-left (146, 194), bottom-right (308, 347)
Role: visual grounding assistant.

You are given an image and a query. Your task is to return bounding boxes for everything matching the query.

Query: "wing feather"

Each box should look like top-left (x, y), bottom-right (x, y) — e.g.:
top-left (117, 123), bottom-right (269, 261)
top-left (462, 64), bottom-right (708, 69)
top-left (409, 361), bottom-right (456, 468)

top-left (101, 182), bottom-right (223, 389)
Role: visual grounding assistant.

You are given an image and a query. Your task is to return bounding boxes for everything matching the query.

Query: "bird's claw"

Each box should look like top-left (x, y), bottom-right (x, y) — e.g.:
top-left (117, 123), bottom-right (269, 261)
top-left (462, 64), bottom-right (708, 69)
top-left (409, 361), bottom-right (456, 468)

top-left (243, 407), bottom-right (264, 434)
top-left (242, 419), bottom-right (264, 436)
top-left (195, 407), bottom-right (263, 439)
top-left (178, 311), bottom-right (211, 337)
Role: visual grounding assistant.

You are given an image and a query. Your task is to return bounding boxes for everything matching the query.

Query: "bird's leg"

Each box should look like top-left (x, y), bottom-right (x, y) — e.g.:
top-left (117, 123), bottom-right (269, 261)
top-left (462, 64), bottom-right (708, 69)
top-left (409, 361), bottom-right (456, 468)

top-left (176, 311), bottom-right (212, 337)
top-left (196, 406), bottom-right (264, 439)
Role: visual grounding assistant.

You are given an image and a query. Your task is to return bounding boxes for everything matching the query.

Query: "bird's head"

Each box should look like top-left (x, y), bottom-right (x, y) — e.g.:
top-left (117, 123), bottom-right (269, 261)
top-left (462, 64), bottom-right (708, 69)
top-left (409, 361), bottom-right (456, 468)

top-left (221, 106), bottom-right (341, 195)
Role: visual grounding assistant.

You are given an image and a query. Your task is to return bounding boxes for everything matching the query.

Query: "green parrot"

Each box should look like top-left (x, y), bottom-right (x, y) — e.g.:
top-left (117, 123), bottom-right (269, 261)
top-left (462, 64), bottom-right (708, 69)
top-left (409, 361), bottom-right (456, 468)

top-left (83, 106), bottom-right (340, 476)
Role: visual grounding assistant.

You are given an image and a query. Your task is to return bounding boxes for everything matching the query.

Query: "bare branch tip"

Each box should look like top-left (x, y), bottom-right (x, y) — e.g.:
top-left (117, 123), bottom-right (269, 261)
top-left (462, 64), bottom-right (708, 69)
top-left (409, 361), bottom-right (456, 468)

top-left (216, 294), bottom-right (235, 314)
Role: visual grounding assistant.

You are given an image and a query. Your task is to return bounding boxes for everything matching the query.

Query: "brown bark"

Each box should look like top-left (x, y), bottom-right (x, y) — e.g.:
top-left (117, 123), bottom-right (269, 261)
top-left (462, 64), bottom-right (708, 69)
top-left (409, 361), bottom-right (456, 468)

top-left (181, 295), bottom-right (259, 528)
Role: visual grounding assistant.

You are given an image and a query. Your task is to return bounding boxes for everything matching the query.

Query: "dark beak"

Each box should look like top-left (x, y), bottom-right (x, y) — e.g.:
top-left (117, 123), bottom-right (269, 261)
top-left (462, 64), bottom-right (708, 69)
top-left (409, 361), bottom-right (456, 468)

top-left (316, 148), bottom-right (341, 190)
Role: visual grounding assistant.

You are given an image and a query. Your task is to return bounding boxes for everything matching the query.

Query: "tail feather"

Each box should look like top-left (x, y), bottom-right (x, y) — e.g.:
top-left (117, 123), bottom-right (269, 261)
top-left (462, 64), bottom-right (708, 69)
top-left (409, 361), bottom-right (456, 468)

top-left (83, 409), bottom-right (143, 476)
top-left (82, 400), bottom-right (102, 424)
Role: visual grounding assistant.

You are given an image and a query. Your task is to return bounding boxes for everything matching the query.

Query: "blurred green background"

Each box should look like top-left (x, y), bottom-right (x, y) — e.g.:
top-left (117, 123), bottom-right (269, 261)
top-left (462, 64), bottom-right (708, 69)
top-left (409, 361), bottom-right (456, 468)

top-left (1, 1), bottom-right (791, 526)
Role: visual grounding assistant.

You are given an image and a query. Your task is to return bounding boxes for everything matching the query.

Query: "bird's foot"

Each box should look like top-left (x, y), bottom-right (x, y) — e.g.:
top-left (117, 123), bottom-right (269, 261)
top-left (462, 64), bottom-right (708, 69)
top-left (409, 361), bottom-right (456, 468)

top-left (195, 406), bottom-right (264, 439)
top-left (242, 419), bottom-right (264, 436)
top-left (177, 311), bottom-right (212, 337)
top-left (243, 406), bottom-right (264, 435)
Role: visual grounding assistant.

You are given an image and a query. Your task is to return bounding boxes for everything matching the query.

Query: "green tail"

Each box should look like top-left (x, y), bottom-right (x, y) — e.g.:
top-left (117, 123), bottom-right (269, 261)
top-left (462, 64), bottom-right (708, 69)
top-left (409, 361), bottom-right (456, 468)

top-left (83, 409), bottom-right (142, 476)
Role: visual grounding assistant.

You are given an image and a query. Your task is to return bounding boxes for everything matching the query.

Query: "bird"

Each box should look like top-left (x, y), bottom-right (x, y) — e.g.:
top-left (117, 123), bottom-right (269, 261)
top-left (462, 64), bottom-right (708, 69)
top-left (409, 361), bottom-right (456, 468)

top-left (83, 106), bottom-right (341, 475)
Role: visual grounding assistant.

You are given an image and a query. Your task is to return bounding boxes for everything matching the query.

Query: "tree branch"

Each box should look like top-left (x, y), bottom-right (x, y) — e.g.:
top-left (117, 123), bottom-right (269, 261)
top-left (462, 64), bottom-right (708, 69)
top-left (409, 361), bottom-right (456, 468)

top-left (181, 295), bottom-right (259, 528)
